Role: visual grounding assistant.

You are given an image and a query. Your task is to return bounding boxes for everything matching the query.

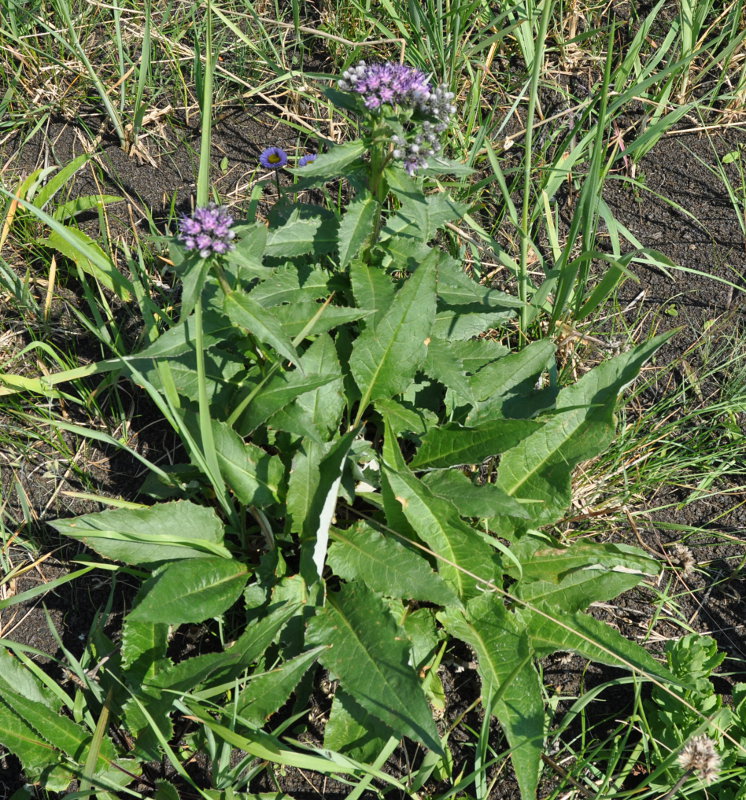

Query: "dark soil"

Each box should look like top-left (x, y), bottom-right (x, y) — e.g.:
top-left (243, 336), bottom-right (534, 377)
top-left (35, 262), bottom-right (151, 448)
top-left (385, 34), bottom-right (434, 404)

top-left (1, 89), bottom-right (746, 799)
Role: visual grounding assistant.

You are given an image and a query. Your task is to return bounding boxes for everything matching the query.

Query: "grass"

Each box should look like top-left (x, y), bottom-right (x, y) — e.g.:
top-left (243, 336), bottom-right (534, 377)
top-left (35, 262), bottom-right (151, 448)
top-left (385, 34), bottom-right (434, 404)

top-left (0, 0), bottom-right (746, 797)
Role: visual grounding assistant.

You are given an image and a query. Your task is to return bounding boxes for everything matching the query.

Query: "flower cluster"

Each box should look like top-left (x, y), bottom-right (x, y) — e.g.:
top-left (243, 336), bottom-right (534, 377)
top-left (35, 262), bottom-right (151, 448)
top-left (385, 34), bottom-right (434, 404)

top-left (338, 61), bottom-right (431, 110)
top-left (338, 61), bottom-right (457, 175)
top-left (178, 204), bottom-right (235, 258)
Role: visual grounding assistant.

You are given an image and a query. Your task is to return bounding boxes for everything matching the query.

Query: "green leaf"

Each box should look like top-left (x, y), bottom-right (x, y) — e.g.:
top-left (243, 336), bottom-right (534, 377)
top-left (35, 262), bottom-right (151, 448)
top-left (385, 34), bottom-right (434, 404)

top-left (0, 698), bottom-right (73, 788)
top-left (273, 302), bottom-right (371, 340)
top-left (224, 222), bottom-right (267, 280)
top-left (437, 256), bottom-right (523, 310)
top-left (50, 500), bottom-right (230, 565)
top-left (497, 332), bottom-right (674, 523)
top-left (375, 397), bottom-right (437, 437)
top-left (299, 429), bottom-right (358, 580)
top-left (422, 470), bottom-right (529, 519)
top-left (286, 438), bottom-right (331, 535)
top-left (516, 568), bottom-right (646, 613)
top-left (431, 307), bottom-right (513, 341)
top-left (410, 419), bottom-right (541, 470)
top-left (350, 250), bottom-right (438, 411)
top-left (295, 334), bottom-right (345, 436)
top-left (423, 337), bottom-right (507, 400)
top-left (249, 264), bottom-right (329, 307)
top-left (39, 226), bottom-right (133, 300)
top-left (466, 338), bottom-right (556, 411)
top-left (36, 152), bottom-right (90, 209)
top-left (237, 647), bottom-right (323, 726)
top-left (514, 542), bottom-right (659, 583)
top-left (307, 582), bottom-right (441, 753)
top-left (349, 259), bottom-right (395, 329)
top-left (235, 371), bottom-right (333, 435)
top-left (440, 594), bottom-right (544, 800)
top-left (327, 522), bottom-right (460, 607)
top-left (224, 291), bottom-right (301, 367)
top-left (265, 205), bottom-right (337, 257)
top-left (128, 557), bottom-right (250, 624)
top-left (53, 194), bottom-right (123, 222)
top-left (287, 141), bottom-right (366, 181)
top-left (523, 608), bottom-right (679, 683)
top-left (382, 422), bottom-right (499, 600)
top-left (324, 688), bottom-right (394, 763)
top-left (212, 420), bottom-right (283, 507)
top-left (338, 193), bottom-right (378, 267)
top-left (120, 620), bottom-right (170, 681)
top-left (149, 601), bottom-right (299, 692)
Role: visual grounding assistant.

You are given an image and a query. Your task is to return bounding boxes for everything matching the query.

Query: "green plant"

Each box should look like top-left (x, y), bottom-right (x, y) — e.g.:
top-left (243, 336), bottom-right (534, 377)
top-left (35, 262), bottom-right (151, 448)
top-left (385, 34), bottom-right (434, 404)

top-left (0, 46), bottom-right (713, 798)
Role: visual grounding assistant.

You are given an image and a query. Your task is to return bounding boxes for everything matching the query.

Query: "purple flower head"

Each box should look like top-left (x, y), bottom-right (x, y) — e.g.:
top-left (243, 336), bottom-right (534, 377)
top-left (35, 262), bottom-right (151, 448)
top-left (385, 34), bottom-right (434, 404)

top-left (298, 153), bottom-right (317, 167)
top-left (259, 146), bottom-right (288, 169)
top-left (178, 203), bottom-right (236, 259)
top-left (338, 61), bottom-right (432, 112)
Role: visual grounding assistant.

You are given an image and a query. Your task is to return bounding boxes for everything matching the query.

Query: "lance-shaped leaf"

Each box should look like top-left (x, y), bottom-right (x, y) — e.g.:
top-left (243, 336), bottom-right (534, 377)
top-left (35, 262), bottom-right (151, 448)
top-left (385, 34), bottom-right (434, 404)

top-left (338, 192), bottom-right (379, 267)
top-left (299, 429), bottom-right (359, 581)
top-left (441, 594), bottom-right (544, 800)
top-left (50, 500), bottom-right (230, 565)
top-left (307, 582), bottom-right (441, 753)
top-left (521, 607), bottom-right (680, 686)
top-left (328, 522), bottom-right (460, 607)
top-left (382, 420), bottom-right (499, 599)
top-left (422, 470), bottom-right (529, 520)
top-left (224, 291), bottom-right (301, 367)
top-left (349, 259), bottom-right (395, 329)
top-left (410, 419), bottom-right (542, 470)
top-left (128, 557), bottom-right (250, 624)
top-left (324, 687), bottom-right (394, 763)
top-left (237, 646), bottom-right (324, 726)
top-left (212, 420), bottom-right (283, 507)
top-left (350, 250), bottom-right (438, 411)
top-left (497, 332), bottom-right (674, 524)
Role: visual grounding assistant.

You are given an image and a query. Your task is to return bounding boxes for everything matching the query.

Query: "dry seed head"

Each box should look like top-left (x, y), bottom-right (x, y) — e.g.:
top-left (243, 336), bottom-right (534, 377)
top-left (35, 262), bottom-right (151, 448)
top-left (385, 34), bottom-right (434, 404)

top-left (678, 735), bottom-right (721, 784)
top-left (669, 543), bottom-right (696, 575)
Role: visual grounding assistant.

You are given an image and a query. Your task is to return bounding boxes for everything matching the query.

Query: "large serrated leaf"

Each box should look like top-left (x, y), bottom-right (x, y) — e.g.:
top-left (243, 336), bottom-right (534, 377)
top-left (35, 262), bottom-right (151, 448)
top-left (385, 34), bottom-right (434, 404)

top-left (515, 542), bottom-right (659, 583)
top-left (295, 334), bottom-right (345, 436)
top-left (324, 687), bottom-right (394, 763)
top-left (50, 500), bottom-right (230, 565)
top-left (235, 371), bottom-right (333, 435)
top-left (121, 620), bottom-right (170, 682)
top-left (338, 193), bottom-right (378, 267)
top-left (466, 338), bottom-right (556, 413)
top-left (422, 470), bottom-right (529, 519)
top-left (410, 419), bottom-right (541, 470)
top-left (327, 522), bottom-right (460, 607)
top-left (273, 302), bottom-right (371, 340)
top-left (516, 569), bottom-right (645, 613)
top-left (307, 582), bottom-right (441, 753)
top-left (128, 557), bottom-right (250, 624)
top-left (440, 594), bottom-right (544, 800)
top-left (249, 264), bottom-right (330, 307)
top-left (224, 291), bottom-right (301, 367)
top-left (437, 255), bottom-right (523, 309)
top-left (497, 332), bottom-right (674, 523)
top-left (349, 259), bottom-right (395, 329)
top-left (522, 608), bottom-right (680, 686)
top-left (0, 698), bottom-right (72, 788)
top-left (287, 141), bottom-right (366, 180)
top-left (265, 205), bottom-right (337, 257)
top-left (382, 421), bottom-right (499, 600)
top-left (149, 601), bottom-right (299, 693)
top-left (237, 646), bottom-right (324, 727)
top-left (212, 420), bottom-right (282, 507)
top-left (350, 250), bottom-right (438, 411)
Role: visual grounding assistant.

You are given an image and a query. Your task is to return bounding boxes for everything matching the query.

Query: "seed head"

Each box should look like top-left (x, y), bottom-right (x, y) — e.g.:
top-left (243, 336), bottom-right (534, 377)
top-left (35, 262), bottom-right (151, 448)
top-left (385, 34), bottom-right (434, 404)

top-left (178, 204), bottom-right (235, 258)
top-left (678, 735), bottom-right (721, 784)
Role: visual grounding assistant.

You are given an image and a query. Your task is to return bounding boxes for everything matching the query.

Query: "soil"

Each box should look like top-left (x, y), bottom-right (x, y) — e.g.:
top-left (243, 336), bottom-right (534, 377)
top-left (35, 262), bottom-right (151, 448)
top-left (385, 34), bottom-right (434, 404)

top-left (1, 73), bottom-right (746, 800)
